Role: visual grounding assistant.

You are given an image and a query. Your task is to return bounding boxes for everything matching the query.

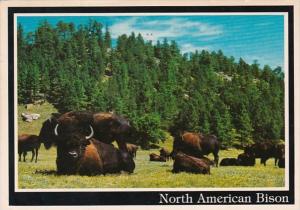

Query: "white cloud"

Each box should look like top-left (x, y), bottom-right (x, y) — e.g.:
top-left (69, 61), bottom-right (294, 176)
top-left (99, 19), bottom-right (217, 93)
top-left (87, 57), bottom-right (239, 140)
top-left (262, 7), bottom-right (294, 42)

top-left (180, 43), bottom-right (211, 54)
top-left (110, 17), bottom-right (139, 39)
top-left (109, 17), bottom-right (223, 43)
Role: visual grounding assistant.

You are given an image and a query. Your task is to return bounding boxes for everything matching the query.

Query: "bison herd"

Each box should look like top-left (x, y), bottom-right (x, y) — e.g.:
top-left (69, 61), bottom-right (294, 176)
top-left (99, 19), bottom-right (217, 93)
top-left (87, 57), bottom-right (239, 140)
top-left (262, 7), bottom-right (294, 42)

top-left (19, 112), bottom-right (286, 176)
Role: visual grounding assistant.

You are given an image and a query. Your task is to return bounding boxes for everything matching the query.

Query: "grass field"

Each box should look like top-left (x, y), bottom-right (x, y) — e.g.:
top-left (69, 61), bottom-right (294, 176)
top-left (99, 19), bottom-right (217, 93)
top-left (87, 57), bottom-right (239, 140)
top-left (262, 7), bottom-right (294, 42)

top-left (17, 103), bottom-right (285, 189)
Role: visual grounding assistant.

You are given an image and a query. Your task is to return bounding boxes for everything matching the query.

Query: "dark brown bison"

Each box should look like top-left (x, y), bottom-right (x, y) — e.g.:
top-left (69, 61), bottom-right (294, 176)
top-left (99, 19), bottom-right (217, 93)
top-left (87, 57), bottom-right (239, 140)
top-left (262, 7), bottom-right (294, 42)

top-left (54, 111), bottom-right (132, 152)
top-left (18, 134), bottom-right (41, 163)
top-left (246, 142), bottom-right (285, 166)
top-left (126, 143), bottom-right (138, 158)
top-left (39, 113), bottom-right (61, 149)
top-left (237, 153), bottom-right (255, 166)
top-left (172, 152), bottom-right (210, 174)
top-left (149, 153), bottom-right (166, 162)
top-left (39, 111), bottom-right (133, 151)
top-left (171, 131), bottom-right (219, 167)
top-left (53, 117), bottom-right (135, 175)
top-left (159, 147), bottom-right (171, 161)
top-left (220, 158), bottom-right (240, 166)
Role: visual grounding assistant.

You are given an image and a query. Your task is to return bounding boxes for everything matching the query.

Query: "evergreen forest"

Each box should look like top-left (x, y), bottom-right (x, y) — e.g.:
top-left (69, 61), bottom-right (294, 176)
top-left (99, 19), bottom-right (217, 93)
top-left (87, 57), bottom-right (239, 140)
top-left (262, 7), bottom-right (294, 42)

top-left (17, 20), bottom-right (285, 148)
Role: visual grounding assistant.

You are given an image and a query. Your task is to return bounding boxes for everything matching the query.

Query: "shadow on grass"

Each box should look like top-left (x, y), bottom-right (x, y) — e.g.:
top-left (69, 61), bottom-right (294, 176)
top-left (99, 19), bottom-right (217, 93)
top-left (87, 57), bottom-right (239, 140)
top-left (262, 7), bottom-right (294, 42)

top-left (35, 169), bottom-right (57, 175)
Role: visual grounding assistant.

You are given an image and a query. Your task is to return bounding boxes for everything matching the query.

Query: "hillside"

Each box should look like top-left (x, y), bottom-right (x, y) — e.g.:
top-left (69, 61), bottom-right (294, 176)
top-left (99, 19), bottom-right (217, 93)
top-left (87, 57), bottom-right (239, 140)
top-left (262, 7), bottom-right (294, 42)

top-left (17, 20), bottom-right (284, 147)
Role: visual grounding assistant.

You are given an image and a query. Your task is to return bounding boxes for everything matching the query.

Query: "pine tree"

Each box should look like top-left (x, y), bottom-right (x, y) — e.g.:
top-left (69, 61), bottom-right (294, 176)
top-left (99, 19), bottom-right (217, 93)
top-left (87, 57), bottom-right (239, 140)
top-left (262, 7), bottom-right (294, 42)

top-left (238, 106), bottom-right (254, 146)
top-left (104, 25), bottom-right (112, 50)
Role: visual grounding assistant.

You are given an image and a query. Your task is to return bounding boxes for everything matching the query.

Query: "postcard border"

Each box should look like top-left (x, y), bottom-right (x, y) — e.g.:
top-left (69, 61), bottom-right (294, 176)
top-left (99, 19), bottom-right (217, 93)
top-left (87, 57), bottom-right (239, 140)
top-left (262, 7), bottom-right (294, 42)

top-left (8, 6), bottom-right (295, 206)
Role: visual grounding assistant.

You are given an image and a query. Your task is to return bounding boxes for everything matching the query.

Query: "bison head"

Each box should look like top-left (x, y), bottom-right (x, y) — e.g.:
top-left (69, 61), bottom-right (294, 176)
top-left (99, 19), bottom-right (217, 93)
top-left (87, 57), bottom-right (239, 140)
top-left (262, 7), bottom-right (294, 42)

top-left (54, 120), bottom-right (94, 174)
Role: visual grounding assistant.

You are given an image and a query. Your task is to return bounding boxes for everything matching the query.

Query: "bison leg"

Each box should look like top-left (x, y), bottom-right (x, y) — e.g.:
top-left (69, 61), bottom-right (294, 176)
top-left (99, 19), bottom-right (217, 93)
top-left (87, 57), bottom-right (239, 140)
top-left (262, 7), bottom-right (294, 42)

top-left (35, 148), bottom-right (38, 163)
top-left (213, 152), bottom-right (219, 167)
top-left (31, 149), bottom-right (35, 162)
top-left (23, 152), bottom-right (27, 162)
top-left (261, 157), bottom-right (267, 166)
top-left (275, 157), bottom-right (278, 166)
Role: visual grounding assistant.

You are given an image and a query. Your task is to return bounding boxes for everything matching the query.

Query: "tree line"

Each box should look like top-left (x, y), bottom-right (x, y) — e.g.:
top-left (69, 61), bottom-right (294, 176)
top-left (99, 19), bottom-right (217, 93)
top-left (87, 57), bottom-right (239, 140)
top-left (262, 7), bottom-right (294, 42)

top-left (17, 20), bottom-right (284, 148)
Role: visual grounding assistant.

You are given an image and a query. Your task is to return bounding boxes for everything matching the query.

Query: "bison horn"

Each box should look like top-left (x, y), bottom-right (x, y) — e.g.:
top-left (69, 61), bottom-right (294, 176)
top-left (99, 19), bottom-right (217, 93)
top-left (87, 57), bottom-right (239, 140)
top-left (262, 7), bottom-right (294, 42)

top-left (54, 124), bottom-right (59, 136)
top-left (85, 125), bottom-right (94, 139)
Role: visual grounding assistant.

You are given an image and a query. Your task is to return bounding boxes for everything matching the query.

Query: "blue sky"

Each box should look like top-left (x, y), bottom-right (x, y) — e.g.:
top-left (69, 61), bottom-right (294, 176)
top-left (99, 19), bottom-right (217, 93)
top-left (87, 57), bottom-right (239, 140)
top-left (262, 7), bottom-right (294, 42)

top-left (18, 15), bottom-right (284, 69)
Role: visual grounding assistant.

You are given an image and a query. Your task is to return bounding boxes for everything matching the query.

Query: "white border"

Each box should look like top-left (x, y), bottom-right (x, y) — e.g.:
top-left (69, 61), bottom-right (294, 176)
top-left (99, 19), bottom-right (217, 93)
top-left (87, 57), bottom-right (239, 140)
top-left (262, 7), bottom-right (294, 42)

top-left (14, 12), bottom-right (289, 192)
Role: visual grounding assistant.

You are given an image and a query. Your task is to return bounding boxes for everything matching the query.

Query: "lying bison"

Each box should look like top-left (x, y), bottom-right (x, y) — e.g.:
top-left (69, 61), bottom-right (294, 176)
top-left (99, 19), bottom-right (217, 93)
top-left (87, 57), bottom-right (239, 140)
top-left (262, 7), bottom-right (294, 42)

top-left (18, 134), bottom-right (41, 162)
top-left (220, 158), bottom-right (240, 166)
top-left (149, 153), bottom-right (166, 162)
top-left (53, 119), bottom-right (135, 175)
top-left (126, 143), bottom-right (138, 158)
top-left (159, 147), bottom-right (171, 161)
top-left (171, 131), bottom-right (219, 167)
top-left (172, 152), bottom-right (210, 174)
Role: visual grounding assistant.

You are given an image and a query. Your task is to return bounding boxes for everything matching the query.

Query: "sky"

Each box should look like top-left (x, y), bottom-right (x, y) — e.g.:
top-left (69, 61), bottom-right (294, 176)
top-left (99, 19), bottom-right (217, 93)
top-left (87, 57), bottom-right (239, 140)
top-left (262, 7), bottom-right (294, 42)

top-left (18, 15), bottom-right (284, 69)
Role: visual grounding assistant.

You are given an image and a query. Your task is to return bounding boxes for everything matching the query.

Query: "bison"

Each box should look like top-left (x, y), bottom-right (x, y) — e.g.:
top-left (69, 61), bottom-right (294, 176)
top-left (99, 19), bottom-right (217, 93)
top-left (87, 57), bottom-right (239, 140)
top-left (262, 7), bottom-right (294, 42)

top-left (53, 118), bottom-right (135, 175)
top-left (159, 147), bottom-right (171, 161)
top-left (126, 143), bottom-right (138, 158)
top-left (53, 111), bottom-right (132, 152)
top-left (172, 152), bottom-right (210, 174)
top-left (220, 158), bottom-right (240, 166)
top-left (18, 134), bottom-right (41, 162)
top-left (171, 131), bottom-right (219, 167)
top-left (246, 142), bottom-right (285, 166)
top-left (39, 111), bottom-right (133, 151)
top-left (149, 153), bottom-right (166, 162)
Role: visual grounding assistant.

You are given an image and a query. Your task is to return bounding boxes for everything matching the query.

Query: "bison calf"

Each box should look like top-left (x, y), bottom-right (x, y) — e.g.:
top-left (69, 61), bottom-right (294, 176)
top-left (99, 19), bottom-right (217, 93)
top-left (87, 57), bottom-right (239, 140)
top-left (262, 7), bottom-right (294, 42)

top-left (149, 153), bottom-right (166, 162)
top-left (172, 152), bottom-right (210, 174)
top-left (18, 134), bottom-right (41, 163)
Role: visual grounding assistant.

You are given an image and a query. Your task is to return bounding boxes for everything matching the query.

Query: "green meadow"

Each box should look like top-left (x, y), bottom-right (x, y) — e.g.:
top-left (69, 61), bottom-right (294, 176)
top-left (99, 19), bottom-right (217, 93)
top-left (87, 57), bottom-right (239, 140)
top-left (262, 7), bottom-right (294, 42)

top-left (18, 103), bottom-right (284, 189)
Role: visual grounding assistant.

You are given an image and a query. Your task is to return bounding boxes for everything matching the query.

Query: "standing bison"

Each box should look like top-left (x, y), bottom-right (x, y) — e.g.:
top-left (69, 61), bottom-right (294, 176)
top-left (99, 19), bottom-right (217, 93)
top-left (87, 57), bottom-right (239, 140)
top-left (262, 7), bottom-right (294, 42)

top-left (39, 113), bottom-right (61, 149)
top-left (171, 131), bottom-right (219, 167)
top-left (245, 142), bottom-right (285, 166)
top-left (39, 111), bottom-right (133, 150)
top-left (18, 134), bottom-right (41, 162)
top-left (57, 111), bottom-right (132, 151)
